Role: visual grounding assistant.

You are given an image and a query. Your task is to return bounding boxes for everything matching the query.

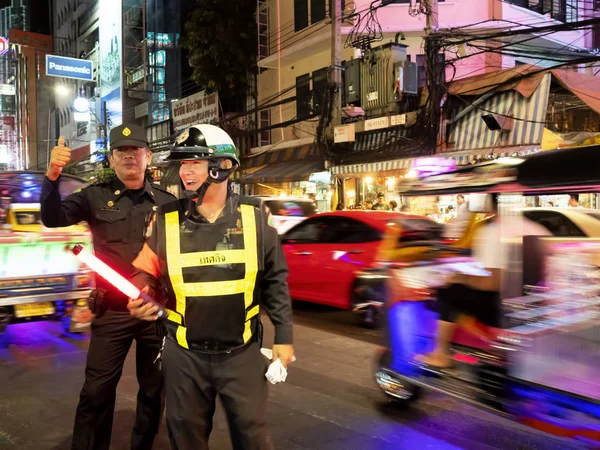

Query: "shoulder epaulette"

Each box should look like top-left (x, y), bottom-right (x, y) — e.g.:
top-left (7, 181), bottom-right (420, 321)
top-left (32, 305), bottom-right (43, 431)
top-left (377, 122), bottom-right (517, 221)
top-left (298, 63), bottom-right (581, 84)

top-left (238, 195), bottom-right (263, 208)
top-left (151, 184), bottom-right (177, 198)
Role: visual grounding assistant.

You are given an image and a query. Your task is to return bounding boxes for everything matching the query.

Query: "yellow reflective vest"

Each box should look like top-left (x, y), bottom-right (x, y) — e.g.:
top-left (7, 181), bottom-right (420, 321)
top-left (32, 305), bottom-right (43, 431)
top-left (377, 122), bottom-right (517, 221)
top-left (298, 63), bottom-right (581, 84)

top-left (132, 194), bottom-right (294, 353)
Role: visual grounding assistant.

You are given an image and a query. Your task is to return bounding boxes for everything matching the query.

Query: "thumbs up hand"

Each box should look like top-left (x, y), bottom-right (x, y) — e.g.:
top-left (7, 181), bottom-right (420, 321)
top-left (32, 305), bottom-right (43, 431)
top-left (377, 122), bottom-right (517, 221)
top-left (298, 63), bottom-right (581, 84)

top-left (47, 136), bottom-right (71, 181)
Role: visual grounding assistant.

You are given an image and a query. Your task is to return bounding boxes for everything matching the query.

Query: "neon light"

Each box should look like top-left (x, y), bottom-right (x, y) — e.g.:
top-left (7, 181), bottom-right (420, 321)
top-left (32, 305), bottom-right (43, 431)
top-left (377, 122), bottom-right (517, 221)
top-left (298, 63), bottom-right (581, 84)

top-left (72, 245), bottom-right (166, 317)
top-left (411, 157), bottom-right (456, 176)
top-left (73, 246), bottom-right (139, 298)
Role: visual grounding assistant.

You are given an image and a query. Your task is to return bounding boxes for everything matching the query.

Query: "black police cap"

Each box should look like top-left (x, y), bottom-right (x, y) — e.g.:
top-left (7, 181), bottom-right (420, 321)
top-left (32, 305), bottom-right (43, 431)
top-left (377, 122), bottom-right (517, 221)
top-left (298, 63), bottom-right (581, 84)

top-left (110, 124), bottom-right (148, 150)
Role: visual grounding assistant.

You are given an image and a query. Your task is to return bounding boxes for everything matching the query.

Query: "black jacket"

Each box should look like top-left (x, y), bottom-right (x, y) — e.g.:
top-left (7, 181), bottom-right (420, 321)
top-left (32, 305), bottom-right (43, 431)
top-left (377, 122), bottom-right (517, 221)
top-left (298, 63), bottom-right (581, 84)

top-left (131, 193), bottom-right (294, 351)
top-left (40, 176), bottom-right (176, 307)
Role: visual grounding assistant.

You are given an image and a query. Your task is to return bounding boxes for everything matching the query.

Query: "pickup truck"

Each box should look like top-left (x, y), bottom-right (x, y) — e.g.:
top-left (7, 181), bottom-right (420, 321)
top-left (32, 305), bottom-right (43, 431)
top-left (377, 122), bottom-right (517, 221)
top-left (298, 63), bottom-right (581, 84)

top-left (0, 171), bottom-right (94, 333)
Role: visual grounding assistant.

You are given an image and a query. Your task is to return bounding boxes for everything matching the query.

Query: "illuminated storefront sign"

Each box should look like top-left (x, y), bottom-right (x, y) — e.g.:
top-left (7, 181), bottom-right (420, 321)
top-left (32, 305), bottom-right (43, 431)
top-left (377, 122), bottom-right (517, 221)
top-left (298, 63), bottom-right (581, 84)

top-left (99, 0), bottom-right (123, 130)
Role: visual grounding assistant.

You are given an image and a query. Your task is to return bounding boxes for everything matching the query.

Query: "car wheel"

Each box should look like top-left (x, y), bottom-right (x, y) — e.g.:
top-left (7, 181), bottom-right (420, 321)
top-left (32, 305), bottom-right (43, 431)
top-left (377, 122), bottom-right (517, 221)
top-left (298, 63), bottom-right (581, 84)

top-left (375, 349), bottom-right (422, 406)
top-left (351, 281), bottom-right (384, 328)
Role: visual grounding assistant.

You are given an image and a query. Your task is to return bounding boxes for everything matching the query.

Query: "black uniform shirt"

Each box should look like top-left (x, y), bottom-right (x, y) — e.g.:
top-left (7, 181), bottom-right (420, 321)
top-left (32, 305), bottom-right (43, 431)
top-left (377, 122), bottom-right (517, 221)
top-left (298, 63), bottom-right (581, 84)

top-left (132, 193), bottom-right (294, 346)
top-left (40, 176), bottom-right (175, 306)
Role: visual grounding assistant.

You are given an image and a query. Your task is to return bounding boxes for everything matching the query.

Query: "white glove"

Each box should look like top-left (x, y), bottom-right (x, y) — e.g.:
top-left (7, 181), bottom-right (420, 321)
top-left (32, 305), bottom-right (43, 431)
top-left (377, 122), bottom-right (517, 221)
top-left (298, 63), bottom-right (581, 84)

top-left (261, 348), bottom-right (296, 384)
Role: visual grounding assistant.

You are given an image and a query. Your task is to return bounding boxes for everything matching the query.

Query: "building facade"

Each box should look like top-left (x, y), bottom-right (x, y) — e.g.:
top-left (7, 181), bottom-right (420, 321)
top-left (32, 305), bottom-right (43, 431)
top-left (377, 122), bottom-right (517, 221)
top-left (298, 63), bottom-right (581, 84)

top-left (51, 0), bottom-right (100, 163)
top-left (244, 0), bottom-right (598, 210)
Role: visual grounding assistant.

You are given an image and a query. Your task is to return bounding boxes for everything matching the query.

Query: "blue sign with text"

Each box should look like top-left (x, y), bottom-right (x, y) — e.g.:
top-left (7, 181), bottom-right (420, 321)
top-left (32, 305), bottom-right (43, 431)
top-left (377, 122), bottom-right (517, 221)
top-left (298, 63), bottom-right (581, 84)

top-left (46, 54), bottom-right (94, 81)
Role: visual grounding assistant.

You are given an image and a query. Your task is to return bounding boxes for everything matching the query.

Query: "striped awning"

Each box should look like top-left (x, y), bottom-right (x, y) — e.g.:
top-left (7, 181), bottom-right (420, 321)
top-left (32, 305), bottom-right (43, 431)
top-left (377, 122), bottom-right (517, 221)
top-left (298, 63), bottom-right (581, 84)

top-left (331, 145), bottom-right (539, 176)
top-left (243, 143), bottom-right (318, 169)
top-left (237, 158), bottom-right (325, 184)
top-left (331, 157), bottom-right (414, 175)
top-left (448, 73), bottom-right (551, 151)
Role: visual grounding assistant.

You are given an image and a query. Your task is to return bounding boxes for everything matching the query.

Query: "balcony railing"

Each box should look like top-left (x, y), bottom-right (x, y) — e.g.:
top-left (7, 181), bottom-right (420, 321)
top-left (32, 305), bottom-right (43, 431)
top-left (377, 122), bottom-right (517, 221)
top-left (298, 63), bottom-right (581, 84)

top-left (504, 0), bottom-right (578, 23)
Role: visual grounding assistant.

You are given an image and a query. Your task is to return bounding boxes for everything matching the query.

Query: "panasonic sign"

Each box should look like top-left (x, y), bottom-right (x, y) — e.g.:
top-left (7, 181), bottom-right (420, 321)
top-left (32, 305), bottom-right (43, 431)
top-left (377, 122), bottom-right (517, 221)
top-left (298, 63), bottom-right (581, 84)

top-left (46, 54), bottom-right (94, 81)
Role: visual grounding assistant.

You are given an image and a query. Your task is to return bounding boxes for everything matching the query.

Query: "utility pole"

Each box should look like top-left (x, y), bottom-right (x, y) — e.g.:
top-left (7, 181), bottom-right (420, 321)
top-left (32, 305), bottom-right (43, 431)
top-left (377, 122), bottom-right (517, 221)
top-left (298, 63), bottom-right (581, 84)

top-left (424, 0), bottom-right (438, 34)
top-left (330, 0), bottom-right (342, 130)
top-left (103, 101), bottom-right (108, 150)
top-left (423, 0), bottom-right (439, 149)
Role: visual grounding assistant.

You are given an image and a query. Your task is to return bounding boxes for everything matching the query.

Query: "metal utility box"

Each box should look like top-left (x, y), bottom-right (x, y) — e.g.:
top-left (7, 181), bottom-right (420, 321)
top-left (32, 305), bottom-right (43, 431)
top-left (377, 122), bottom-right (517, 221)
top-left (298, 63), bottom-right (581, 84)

top-left (402, 61), bottom-right (418, 95)
top-left (343, 58), bottom-right (362, 105)
top-left (361, 43), bottom-right (408, 115)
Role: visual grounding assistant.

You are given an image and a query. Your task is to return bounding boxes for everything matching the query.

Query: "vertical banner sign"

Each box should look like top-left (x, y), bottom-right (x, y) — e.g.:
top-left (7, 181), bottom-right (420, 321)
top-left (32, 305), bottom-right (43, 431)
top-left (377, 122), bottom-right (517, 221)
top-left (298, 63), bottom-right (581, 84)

top-left (99, 0), bottom-right (123, 131)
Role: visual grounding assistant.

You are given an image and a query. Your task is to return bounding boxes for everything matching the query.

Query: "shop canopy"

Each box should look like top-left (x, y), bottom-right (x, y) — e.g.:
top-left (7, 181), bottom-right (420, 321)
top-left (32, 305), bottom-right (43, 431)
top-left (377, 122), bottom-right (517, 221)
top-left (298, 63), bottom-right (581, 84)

top-left (398, 145), bottom-right (600, 197)
top-left (0, 171), bottom-right (87, 203)
top-left (242, 143), bottom-right (318, 169)
top-left (448, 64), bottom-right (600, 115)
top-left (237, 158), bottom-right (325, 184)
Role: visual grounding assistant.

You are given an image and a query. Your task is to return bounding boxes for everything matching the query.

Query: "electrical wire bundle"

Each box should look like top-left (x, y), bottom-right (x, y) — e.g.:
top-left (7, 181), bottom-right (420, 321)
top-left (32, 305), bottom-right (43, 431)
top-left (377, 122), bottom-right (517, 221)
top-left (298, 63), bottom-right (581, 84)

top-left (345, 0), bottom-right (385, 51)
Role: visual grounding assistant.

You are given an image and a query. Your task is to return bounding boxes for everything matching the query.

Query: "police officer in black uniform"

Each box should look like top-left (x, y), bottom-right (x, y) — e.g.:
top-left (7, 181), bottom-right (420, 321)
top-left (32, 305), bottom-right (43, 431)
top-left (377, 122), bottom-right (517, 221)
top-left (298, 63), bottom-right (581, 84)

top-left (40, 125), bottom-right (175, 450)
top-left (128, 124), bottom-right (294, 450)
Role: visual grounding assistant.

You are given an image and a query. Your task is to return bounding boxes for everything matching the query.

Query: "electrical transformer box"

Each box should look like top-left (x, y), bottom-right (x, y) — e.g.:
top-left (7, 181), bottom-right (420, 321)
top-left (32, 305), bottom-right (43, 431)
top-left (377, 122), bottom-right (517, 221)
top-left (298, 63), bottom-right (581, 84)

top-left (361, 43), bottom-right (408, 115)
top-left (343, 58), bottom-right (362, 105)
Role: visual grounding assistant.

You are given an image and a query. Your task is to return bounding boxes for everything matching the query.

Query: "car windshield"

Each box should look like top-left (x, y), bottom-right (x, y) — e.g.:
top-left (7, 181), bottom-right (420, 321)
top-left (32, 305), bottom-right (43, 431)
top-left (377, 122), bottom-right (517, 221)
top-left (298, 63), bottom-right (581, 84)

top-left (389, 217), bottom-right (445, 244)
top-left (264, 200), bottom-right (317, 217)
top-left (14, 211), bottom-right (42, 225)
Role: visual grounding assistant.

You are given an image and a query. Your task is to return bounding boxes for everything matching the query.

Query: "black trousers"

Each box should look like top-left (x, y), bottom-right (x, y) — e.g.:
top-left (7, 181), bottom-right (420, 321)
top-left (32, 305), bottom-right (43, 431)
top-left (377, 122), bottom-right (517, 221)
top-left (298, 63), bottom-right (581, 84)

top-left (437, 283), bottom-right (502, 328)
top-left (163, 338), bottom-right (273, 450)
top-left (71, 310), bottom-right (164, 450)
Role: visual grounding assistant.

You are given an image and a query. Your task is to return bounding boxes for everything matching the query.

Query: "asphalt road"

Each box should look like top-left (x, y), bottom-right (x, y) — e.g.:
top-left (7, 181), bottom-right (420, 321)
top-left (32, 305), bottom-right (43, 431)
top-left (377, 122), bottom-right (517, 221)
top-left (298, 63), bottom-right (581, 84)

top-left (0, 302), bottom-right (584, 450)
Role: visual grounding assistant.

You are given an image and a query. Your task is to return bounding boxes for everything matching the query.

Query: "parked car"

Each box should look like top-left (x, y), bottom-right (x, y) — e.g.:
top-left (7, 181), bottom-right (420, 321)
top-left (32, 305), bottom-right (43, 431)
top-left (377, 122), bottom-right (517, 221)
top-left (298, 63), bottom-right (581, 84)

top-left (258, 196), bottom-right (318, 235)
top-left (281, 211), bottom-right (443, 326)
top-left (522, 207), bottom-right (600, 237)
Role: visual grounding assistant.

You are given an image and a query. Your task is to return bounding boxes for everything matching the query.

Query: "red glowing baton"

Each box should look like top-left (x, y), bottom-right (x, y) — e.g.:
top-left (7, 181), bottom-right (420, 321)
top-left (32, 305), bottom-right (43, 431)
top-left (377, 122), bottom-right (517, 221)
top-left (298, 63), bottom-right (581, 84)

top-left (72, 244), bottom-right (167, 319)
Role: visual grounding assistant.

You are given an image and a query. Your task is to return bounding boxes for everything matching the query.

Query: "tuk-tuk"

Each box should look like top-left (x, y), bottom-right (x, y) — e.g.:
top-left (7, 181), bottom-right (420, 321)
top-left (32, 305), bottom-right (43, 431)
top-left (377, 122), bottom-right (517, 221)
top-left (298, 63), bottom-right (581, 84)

top-left (374, 146), bottom-right (600, 445)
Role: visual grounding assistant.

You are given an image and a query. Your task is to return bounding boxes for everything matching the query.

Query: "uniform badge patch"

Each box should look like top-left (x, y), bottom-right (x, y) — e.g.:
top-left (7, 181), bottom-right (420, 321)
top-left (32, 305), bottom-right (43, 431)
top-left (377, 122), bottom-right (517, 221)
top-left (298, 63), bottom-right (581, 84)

top-left (122, 127), bottom-right (131, 137)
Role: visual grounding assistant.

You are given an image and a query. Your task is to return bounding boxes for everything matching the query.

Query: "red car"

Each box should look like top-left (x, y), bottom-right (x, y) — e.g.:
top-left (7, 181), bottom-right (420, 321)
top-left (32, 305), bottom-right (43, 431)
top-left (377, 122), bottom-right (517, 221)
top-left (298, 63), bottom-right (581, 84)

top-left (281, 211), bottom-right (443, 325)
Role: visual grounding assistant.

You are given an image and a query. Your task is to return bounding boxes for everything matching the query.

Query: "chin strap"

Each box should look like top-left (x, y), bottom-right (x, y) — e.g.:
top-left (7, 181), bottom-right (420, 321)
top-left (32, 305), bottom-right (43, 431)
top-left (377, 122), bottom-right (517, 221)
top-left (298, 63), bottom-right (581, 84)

top-left (182, 158), bottom-right (237, 207)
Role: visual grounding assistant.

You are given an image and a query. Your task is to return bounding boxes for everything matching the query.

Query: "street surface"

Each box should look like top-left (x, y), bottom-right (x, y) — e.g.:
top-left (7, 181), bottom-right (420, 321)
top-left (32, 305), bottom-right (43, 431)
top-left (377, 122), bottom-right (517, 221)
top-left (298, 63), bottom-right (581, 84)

top-left (0, 302), bottom-right (583, 450)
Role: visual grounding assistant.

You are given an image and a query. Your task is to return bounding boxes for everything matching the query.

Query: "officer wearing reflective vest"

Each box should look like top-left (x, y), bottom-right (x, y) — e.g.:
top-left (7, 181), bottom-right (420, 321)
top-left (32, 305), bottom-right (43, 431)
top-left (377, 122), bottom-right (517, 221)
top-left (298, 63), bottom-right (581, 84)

top-left (127, 124), bottom-right (294, 450)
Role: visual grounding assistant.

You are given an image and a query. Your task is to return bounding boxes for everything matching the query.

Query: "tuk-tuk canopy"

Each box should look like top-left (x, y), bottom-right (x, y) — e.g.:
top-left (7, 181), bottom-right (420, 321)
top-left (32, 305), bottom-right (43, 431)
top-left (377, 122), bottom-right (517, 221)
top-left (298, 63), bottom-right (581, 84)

top-left (399, 146), bottom-right (600, 197)
top-left (0, 171), bottom-right (88, 203)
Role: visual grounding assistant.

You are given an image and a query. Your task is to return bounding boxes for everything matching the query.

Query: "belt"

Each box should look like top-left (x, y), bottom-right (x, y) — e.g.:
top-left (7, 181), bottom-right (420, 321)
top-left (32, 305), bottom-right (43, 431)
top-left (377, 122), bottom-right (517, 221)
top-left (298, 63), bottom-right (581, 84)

top-left (166, 334), bottom-right (251, 355)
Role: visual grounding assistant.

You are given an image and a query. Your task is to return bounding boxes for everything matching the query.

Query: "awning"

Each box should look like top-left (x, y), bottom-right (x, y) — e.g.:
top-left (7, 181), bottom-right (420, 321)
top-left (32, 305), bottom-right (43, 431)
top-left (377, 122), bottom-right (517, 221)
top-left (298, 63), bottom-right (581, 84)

top-left (445, 145), bottom-right (539, 165)
top-left (237, 158), bottom-right (324, 184)
top-left (331, 157), bottom-right (414, 175)
top-left (448, 73), bottom-right (551, 151)
top-left (331, 146), bottom-right (539, 176)
top-left (243, 143), bottom-right (318, 169)
top-left (448, 64), bottom-right (600, 114)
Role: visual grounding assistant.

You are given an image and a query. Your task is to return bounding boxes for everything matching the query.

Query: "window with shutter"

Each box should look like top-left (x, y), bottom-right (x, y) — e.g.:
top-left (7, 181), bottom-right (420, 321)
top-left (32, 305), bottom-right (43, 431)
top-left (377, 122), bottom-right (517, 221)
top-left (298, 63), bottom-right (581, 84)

top-left (294, 0), bottom-right (309, 31)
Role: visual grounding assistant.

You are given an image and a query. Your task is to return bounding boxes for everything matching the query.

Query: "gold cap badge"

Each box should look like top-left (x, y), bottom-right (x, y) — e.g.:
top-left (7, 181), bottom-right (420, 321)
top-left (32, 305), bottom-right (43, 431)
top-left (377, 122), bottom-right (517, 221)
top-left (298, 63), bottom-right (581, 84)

top-left (122, 127), bottom-right (131, 137)
top-left (176, 129), bottom-right (190, 145)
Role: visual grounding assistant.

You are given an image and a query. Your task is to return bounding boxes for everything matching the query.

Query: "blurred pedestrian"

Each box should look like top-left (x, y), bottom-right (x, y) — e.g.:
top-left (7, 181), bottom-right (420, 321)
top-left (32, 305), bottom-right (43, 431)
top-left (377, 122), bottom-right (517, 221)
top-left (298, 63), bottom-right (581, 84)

top-left (336, 203), bottom-right (345, 211)
top-left (400, 205), bottom-right (410, 213)
top-left (365, 201), bottom-right (373, 210)
top-left (389, 200), bottom-right (399, 212)
top-left (568, 194), bottom-right (583, 208)
top-left (372, 193), bottom-right (390, 211)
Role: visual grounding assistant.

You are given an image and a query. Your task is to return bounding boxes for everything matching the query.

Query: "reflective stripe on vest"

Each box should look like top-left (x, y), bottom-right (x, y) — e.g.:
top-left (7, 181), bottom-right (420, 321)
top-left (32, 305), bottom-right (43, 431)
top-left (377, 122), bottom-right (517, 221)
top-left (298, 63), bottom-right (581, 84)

top-left (164, 204), bottom-right (259, 349)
